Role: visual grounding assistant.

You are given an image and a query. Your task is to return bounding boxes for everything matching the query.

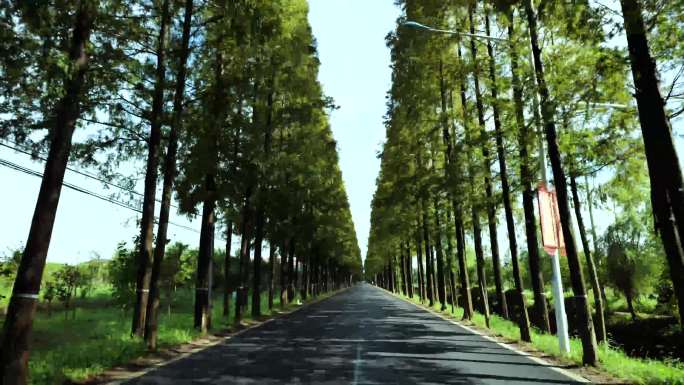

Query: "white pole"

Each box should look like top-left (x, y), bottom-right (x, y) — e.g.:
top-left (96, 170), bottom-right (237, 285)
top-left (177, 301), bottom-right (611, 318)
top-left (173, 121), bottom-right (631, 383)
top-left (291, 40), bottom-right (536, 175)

top-left (550, 249), bottom-right (570, 354)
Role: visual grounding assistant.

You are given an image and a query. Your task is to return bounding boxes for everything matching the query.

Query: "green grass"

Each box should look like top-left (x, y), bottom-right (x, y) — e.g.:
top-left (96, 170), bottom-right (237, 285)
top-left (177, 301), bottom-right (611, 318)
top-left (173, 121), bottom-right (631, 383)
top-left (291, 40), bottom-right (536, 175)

top-left (22, 288), bottom-right (330, 385)
top-left (28, 307), bottom-right (198, 384)
top-left (398, 292), bottom-right (684, 385)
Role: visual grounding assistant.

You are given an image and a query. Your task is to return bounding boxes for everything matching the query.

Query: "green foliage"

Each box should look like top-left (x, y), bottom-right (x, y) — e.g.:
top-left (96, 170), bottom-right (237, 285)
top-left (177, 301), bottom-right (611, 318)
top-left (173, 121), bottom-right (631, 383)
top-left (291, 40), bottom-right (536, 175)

top-left (41, 281), bottom-right (56, 308)
top-left (53, 265), bottom-right (81, 310)
top-left (159, 242), bottom-right (192, 293)
top-left (603, 213), bottom-right (663, 317)
top-left (107, 242), bottom-right (137, 310)
top-left (0, 247), bottom-right (21, 280)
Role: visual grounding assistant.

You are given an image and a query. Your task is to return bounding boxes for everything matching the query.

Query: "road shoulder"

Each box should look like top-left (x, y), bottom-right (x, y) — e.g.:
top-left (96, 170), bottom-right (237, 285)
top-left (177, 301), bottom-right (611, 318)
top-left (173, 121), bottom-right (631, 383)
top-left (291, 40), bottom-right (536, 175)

top-left (374, 285), bottom-right (630, 385)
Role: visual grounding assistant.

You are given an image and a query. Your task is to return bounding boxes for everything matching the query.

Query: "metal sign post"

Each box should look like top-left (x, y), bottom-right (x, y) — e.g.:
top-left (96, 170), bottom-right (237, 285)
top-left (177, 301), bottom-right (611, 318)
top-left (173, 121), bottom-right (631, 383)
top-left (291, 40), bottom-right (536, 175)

top-left (550, 249), bottom-right (570, 354)
top-left (538, 184), bottom-right (571, 355)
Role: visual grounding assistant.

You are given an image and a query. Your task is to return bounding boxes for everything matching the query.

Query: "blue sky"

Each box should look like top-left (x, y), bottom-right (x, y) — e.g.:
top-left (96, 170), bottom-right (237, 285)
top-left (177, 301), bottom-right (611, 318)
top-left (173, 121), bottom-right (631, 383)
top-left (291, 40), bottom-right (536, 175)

top-left (0, 0), bottom-right (400, 264)
top-left (308, 0), bottom-right (400, 262)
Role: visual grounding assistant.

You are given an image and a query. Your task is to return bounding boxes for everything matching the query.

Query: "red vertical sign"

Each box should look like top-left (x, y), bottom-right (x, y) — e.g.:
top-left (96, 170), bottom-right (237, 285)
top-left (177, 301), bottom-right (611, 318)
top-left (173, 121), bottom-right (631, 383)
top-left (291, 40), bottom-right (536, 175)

top-left (537, 183), bottom-right (566, 256)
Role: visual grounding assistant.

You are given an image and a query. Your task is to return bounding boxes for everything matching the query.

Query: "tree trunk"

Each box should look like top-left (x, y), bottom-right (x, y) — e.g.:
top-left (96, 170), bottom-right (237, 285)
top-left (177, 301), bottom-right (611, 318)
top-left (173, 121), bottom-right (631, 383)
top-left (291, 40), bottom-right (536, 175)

top-left (585, 177), bottom-right (608, 305)
top-left (585, 177), bottom-right (600, 251)
top-left (416, 222), bottom-right (426, 303)
top-left (0, 4), bottom-right (92, 382)
top-left (235, 189), bottom-right (252, 324)
top-left (433, 199), bottom-right (447, 310)
top-left (145, 0), bottom-right (194, 350)
top-left (468, 5), bottom-right (507, 320)
top-left (251, 210), bottom-right (264, 318)
top-left (194, 175), bottom-right (216, 333)
top-left (301, 253), bottom-right (309, 300)
top-left (523, 0), bottom-right (598, 365)
top-left (312, 257), bottom-right (320, 297)
top-left (463, 89), bottom-right (491, 327)
top-left (487, 10), bottom-right (522, 323)
top-left (626, 291), bottom-right (637, 321)
top-left (454, 208), bottom-right (474, 319)
top-left (422, 202), bottom-right (435, 307)
top-left (389, 258), bottom-right (396, 293)
top-left (268, 245), bottom-right (275, 310)
top-left (620, 0), bottom-right (684, 328)
top-left (508, 12), bottom-right (551, 334)
top-left (445, 210), bottom-right (458, 313)
top-left (280, 243), bottom-right (288, 307)
top-left (405, 241), bottom-right (414, 298)
top-left (287, 238), bottom-right (296, 302)
top-left (132, 0), bottom-right (171, 338)
top-left (570, 173), bottom-right (607, 343)
top-left (458, 41), bottom-right (491, 325)
top-left (224, 221), bottom-right (233, 318)
top-left (400, 248), bottom-right (408, 296)
top-left (293, 256), bottom-right (300, 296)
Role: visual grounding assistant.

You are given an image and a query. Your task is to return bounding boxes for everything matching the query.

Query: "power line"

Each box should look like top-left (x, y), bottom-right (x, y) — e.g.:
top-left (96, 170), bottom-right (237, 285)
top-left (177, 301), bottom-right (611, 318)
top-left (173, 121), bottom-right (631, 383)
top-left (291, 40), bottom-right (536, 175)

top-left (0, 157), bottom-right (199, 234)
top-left (0, 140), bottom-right (178, 209)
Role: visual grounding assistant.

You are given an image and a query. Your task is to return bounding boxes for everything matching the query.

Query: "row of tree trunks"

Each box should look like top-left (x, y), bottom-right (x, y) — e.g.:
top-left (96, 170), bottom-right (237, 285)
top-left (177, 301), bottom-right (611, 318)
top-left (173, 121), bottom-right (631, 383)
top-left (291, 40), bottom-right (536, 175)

top-left (468, 4), bottom-right (507, 320)
top-left (483, 9), bottom-right (528, 340)
top-left (0, 2), bottom-right (94, 382)
top-left (508, 12), bottom-right (551, 334)
top-left (459, 41), bottom-right (491, 328)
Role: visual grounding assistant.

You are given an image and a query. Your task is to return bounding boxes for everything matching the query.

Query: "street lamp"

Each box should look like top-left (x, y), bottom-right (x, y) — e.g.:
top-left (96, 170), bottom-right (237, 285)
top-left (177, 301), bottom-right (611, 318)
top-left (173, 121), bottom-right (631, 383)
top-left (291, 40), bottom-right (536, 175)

top-left (403, 20), bottom-right (508, 42)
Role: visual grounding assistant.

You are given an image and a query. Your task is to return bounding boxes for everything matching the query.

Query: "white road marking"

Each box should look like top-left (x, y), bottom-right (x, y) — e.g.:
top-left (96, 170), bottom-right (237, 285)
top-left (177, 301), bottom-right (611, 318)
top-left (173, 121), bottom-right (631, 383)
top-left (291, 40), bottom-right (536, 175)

top-left (352, 343), bottom-right (363, 385)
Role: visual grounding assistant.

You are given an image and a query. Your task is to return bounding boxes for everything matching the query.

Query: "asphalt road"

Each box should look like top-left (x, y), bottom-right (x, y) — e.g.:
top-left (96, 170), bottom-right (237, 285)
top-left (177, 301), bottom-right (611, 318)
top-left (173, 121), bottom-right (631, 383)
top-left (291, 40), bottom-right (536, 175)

top-left (123, 283), bottom-right (588, 384)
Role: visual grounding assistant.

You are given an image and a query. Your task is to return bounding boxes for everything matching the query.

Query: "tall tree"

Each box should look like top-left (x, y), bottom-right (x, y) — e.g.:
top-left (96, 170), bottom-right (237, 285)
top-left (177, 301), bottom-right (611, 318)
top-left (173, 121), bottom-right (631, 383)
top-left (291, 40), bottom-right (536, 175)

top-left (0, 1), bottom-right (97, 382)
top-left (507, 10), bottom-right (551, 334)
top-left (484, 9), bottom-right (527, 337)
top-left (468, 4), bottom-right (507, 320)
top-left (131, 0), bottom-right (172, 337)
top-left (619, 0), bottom-right (684, 327)
top-left (145, 0), bottom-right (194, 349)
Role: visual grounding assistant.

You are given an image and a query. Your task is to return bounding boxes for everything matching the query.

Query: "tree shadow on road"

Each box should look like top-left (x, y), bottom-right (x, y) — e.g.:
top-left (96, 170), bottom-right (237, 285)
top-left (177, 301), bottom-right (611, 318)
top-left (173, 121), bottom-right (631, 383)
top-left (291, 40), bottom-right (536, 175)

top-left (124, 286), bottom-right (591, 384)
